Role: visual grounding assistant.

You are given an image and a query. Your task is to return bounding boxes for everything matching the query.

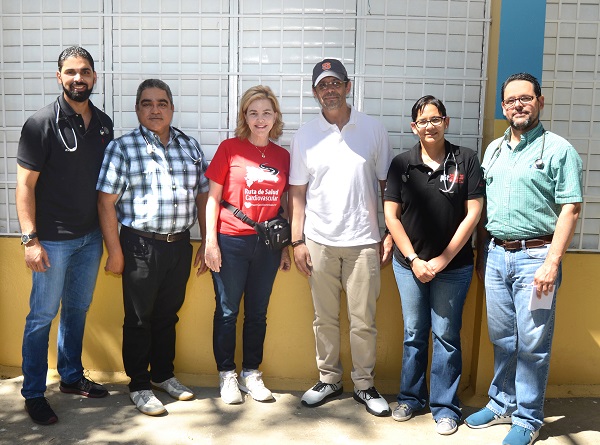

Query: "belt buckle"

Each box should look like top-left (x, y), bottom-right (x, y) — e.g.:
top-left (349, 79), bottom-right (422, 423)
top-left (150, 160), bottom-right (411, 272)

top-left (166, 233), bottom-right (175, 243)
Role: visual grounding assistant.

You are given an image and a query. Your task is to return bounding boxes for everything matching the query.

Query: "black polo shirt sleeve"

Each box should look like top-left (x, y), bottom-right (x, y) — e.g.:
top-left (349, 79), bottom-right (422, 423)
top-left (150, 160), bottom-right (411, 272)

top-left (383, 153), bottom-right (407, 203)
top-left (465, 148), bottom-right (485, 200)
top-left (17, 104), bottom-right (54, 172)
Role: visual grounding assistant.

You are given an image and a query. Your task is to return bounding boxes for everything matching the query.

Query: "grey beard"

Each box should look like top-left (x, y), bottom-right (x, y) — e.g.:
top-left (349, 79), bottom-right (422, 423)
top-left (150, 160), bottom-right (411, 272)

top-left (510, 115), bottom-right (537, 131)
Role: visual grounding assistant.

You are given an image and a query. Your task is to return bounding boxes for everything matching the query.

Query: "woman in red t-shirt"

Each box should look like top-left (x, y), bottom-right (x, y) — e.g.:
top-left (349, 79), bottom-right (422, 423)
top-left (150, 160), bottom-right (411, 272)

top-left (202, 85), bottom-right (290, 405)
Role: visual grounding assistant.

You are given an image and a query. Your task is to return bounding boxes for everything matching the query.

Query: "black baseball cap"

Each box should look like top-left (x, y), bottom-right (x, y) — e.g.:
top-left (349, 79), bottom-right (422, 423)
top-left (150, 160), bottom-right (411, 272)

top-left (312, 58), bottom-right (349, 87)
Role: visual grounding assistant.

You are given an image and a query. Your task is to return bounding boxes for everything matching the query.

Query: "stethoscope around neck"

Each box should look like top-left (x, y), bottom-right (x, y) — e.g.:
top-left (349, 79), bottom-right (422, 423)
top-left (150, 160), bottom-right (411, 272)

top-left (402, 150), bottom-right (458, 194)
top-left (55, 98), bottom-right (110, 152)
top-left (483, 131), bottom-right (546, 182)
top-left (140, 125), bottom-right (203, 165)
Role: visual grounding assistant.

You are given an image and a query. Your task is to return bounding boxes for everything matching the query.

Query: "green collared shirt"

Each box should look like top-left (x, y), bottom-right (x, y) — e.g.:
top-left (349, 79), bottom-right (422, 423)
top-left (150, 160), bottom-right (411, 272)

top-left (482, 123), bottom-right (583, 240)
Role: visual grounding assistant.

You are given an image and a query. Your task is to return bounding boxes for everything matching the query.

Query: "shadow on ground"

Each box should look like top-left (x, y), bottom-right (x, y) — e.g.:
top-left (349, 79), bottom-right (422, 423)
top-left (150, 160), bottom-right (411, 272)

top-left (1, 377), bottom-right (598, 445)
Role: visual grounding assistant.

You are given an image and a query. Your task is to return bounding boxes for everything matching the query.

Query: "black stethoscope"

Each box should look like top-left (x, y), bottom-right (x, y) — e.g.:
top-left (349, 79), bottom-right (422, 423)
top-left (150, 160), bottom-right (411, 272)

top-left (140, 125), bottom-right (203, 165)
top-left (483, 132), bottom-right (546, 182)
top-left (55, 98), bottom-right (110, 152)
top-left (402, 150), bottom-right (458, 194)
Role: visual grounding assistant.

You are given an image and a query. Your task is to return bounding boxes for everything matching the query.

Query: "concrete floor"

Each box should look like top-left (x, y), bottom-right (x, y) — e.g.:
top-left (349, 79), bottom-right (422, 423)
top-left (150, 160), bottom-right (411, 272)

top-left (1, 376), bottom-right (599, 445)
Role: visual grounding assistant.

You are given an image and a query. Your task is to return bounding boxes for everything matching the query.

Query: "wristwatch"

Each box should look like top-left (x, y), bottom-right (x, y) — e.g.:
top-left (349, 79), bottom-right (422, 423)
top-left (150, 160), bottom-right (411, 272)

top-left (405, 253), bottom-right (419, 267)
top-left (21, 232), bottom-right (38, 246)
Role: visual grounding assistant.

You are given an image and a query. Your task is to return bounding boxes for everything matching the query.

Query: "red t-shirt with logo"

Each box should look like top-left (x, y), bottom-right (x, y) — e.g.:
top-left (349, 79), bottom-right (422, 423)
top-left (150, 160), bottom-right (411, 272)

top-left (205, 137), bottom-right (290, 236)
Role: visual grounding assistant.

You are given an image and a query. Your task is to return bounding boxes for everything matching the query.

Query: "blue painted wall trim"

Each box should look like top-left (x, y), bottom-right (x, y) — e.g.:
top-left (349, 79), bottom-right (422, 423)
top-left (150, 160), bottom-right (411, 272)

top-left (496, 0), bottom-right (547, 119)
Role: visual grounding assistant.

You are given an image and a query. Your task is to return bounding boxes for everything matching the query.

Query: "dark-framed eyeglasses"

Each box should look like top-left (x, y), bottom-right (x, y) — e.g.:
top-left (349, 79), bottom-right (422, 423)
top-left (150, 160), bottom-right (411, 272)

top-left (316, 80), bottom-right (347, 92)
top-left (502, 95), bottom-right (537, 109)
top-left (413, 116), bottom-right (446, 129)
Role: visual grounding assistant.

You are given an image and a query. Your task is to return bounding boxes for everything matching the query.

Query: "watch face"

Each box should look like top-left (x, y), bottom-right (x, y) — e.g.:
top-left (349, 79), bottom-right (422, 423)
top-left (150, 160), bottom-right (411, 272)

top-left (21, 234), bottom-right (29, 244)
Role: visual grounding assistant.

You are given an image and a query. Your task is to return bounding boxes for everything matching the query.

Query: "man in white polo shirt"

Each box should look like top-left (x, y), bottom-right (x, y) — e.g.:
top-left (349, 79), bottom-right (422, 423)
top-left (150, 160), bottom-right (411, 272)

top-left (289, 58), bottom-right (393, 416)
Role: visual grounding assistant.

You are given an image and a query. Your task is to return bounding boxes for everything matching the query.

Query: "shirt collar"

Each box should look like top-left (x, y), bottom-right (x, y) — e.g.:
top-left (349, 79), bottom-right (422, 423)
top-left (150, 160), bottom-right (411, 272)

top-left (317, 104), bottom-right (356, 130)
top-left (57, 94), bottom-right (96, 118)
top-left (139, 124), bottom-right (174, 147)
top-left (503, 122), bottom-right (545, 149)
top-left (407, 139), bottom-right (458, 166)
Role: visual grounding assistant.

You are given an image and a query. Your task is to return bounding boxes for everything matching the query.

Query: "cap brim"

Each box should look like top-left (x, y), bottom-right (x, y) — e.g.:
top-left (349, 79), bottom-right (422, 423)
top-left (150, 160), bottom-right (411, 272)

top-left (313, 71), bottom-right (345, 87)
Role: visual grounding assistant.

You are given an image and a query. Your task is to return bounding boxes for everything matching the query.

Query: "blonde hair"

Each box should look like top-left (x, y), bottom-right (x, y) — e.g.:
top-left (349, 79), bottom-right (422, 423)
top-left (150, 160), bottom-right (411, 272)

top-left (235, 85), bottom-right (284, 140)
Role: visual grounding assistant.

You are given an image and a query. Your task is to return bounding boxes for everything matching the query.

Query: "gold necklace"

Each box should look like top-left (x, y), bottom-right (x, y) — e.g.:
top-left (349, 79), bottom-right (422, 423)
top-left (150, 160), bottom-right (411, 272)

top-left (250, 141), bottom-right (268, 158)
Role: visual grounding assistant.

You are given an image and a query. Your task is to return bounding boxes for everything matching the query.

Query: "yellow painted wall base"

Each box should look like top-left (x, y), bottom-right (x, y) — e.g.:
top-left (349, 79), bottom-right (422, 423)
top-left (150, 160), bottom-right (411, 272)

top-left (1, 237), bottom-right (600, 398)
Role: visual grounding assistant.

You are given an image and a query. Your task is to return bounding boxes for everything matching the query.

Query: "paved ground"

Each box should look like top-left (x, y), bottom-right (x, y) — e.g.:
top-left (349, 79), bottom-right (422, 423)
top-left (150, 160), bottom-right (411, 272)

top-left (1, 376), bottom-right (599, 445)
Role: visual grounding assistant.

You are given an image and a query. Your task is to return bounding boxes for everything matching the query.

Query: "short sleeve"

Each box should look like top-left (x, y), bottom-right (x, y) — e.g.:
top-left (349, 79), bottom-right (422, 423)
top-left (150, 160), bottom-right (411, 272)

top-left (96, 140), bottom-right (127, 195)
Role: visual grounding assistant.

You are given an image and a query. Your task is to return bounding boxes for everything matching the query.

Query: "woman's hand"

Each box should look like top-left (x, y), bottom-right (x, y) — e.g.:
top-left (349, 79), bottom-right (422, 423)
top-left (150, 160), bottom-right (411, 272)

top-left (204, 240), bottom-right (222, 273)
top-left (411, 258), bottom-right (436, 283)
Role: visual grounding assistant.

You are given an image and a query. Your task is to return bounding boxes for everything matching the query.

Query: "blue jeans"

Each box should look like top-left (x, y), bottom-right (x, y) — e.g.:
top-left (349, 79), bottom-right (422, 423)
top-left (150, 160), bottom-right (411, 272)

top-left (393, 258), bottom-right (473, 421)
top-left (484, 241), bottom-right (561, 432)
top-left (211, 234), bottom-right (281, 372)
top-left (21, 229), bottom-right (103, 399)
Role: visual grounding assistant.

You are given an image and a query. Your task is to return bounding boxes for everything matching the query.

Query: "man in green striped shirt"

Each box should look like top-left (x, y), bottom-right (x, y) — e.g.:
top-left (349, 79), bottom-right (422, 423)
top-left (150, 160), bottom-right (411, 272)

top-left (465, 73), bottom-right (583, 445)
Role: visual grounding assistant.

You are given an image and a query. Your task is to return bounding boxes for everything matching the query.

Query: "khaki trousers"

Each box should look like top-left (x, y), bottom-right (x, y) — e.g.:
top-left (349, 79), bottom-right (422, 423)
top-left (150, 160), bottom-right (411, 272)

top-left (306, 238), bottom-right (381, 390)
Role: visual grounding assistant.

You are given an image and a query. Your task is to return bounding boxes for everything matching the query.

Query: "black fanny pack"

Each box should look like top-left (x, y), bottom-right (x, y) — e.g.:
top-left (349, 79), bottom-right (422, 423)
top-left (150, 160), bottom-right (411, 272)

top-left (221, 200), bottom-right (291, 250)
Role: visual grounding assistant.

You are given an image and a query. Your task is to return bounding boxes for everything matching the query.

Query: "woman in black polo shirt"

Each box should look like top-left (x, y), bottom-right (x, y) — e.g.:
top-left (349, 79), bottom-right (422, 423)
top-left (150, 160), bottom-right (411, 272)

top-left (383, 96), bottom-right (484, 435)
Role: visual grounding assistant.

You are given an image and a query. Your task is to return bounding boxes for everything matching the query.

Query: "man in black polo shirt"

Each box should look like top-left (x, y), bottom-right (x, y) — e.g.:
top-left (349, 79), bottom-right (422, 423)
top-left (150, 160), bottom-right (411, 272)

top-left (16, 46), bottom-right (113, 425)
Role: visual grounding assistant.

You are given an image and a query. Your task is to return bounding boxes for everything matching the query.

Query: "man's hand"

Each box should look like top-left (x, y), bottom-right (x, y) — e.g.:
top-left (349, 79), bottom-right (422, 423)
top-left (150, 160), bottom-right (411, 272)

top-left (104, 251), bottom-right (124, 275)
top-left (279, 246), bottom-right (292, 271)
top-left (380, 233), bottom-right (393, 266)
top-left (292, 244), bottom-right (313, 276)
top-left (194, 243), bottom-right (209, 276)
top-left (24, 241), bottom-right (50, 272)
top-left (533, 261), bottom-right (559, 298)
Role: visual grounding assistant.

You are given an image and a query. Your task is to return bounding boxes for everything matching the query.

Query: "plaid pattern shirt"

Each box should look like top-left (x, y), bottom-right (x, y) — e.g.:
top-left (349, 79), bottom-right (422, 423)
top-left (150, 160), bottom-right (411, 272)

top-left (96, 125), bottom-right (209, 234)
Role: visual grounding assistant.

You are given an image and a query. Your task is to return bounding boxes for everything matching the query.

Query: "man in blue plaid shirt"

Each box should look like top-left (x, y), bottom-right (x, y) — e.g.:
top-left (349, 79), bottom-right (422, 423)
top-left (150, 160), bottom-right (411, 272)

top-left (97, 79), bottom-right (209, 416)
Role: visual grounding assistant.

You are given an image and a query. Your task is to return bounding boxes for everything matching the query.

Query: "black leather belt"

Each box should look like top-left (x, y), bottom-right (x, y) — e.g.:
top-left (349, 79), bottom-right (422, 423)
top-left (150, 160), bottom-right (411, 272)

top-left (123, 226), bottom-right (189, 243)
top-left (493, 234), bottom-right (553, 251)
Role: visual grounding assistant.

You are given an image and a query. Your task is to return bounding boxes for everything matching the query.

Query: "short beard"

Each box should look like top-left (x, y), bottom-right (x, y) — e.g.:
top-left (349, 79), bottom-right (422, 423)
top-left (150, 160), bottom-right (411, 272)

top-left (62, 83), bottom-right (93, 103)
top-left (509, 114), bottom-right (538, 132)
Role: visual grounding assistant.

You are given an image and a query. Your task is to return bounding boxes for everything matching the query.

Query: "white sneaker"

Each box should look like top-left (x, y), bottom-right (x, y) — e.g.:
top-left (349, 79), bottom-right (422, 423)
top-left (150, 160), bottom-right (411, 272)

top-left (130, 390), bottom-right (166, 416)
top-left (238, 370), bottom-right (273, 402)
top-left (151, 377), bottom-right (194, 401)
top-left (219, 371), bottom-right (243, 404)
top-left (301, 380), bottom-right (343, 407)
top-left (352, 386), bottom-right (391, 417)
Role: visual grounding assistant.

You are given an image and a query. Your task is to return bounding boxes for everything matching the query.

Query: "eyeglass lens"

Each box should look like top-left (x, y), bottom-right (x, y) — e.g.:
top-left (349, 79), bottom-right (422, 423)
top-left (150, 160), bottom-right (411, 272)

top-left (503, 95), bottom-right (535, 107)
top-left (317, 81), bottom-right (345, 91)
top-left (415, 116), bottom-right (445, 128)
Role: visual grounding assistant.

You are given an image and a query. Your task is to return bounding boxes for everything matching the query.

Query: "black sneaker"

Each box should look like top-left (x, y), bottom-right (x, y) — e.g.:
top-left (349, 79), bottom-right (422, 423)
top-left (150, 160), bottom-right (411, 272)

top-left (25, 397), bottom-right (58, 425)
top-left (59, 376), bottom-right (108, 398)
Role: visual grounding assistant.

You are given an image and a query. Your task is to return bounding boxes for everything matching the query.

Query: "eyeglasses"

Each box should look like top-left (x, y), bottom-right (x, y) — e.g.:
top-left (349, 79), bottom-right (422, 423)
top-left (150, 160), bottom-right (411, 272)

top-left (316, 80), bottom-right (346, 92)
top-left (502, 95), bottom-right (537, 109)
top-left (413, 116), bottom-right (446, 129)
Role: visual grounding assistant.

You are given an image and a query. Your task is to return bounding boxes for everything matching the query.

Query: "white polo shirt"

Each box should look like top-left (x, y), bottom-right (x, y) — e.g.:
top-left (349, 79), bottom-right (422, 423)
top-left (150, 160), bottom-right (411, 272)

top-left (290, 106), bottom-right (392, 246)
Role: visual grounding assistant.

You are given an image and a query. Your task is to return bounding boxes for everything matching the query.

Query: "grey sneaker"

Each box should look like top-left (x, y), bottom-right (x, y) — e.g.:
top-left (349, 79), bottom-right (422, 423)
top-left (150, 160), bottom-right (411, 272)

top-left (436, 418), bottom-right (458, 435)
top-left (219, 371), bottom-right (243, 404)
top-left (130, 390), bottom-right (166, 416)
top-left (392, 403), bottom-right (414, 421)
top-left (238, 370), bottom-right (273, 402)
top-left (152, 377), bottom-right (194, 401)
top-left (301, 380), bottom-right (343, 407)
